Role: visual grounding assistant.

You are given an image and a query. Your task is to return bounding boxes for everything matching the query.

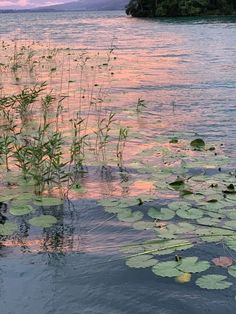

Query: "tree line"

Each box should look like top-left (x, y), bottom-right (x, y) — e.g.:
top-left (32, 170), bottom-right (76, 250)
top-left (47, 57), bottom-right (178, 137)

top-left (126, 0), bottom-right (236, 17)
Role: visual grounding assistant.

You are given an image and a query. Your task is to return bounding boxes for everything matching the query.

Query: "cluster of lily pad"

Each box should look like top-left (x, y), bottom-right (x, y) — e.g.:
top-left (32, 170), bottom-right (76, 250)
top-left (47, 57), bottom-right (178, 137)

top-left (98, 138), bottom-right (236, 292)
top-left (0, 192), bottom-right (63, 236)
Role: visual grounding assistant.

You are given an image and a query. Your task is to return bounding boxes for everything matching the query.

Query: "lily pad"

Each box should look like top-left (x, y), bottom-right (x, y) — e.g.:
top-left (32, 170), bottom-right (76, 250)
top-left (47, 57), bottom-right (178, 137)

top-left (33, 197), bottom-right (63, 207)
top-left (152, 260), bottom-right (183, 277)
top-left (148, 207), bottom-right (175, 220)
top-left (196, 275), bottom-right (232, 290)
top-left (126, 255), bottom-right (158, 269)
top-left (117, 209), bottom-right (143, 223)
top-left (212, 256), bottom-right (233, 268)
top-left (197, 217), bottom-right (221, 226)
top-left (177, 257), bottom-right (210, 273)
top-left (29, 215), bottom-right (57, 228)
top-left (168, 201), bottom-right (190, 211)
top-left (177, 207), bottom-right (203, 220)
top-left (224, 210), bottom-right (236, 220)
top-left (0, 195), bottom-right (16, 202)
top-left (0, 222), bottom-right (18, 236)
top-left (132, 221), bottom-right (154, 230)
top-left (10, 205), bottom-right (35, 216)
top-left (228, 265), bottom-right (236, 278)
top-left (169, 179), bottom-right (185, 190)
top-left (190, 139), bottom-right (205, 150)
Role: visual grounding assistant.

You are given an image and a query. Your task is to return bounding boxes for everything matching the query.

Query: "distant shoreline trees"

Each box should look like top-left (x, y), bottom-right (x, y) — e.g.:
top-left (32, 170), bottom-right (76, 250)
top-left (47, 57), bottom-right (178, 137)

top-left (126, 0), bottom-right (236, 17)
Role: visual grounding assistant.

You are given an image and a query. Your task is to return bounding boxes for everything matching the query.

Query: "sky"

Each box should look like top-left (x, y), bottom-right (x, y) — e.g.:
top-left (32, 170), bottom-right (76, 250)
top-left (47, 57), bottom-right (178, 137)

top-left (0, 0), bottom-right (71, 9)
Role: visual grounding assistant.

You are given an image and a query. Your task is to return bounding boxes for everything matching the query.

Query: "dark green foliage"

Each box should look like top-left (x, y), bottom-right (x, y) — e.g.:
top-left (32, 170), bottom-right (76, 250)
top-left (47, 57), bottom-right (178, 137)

top-left (126, 0), bottom-right (236, 17)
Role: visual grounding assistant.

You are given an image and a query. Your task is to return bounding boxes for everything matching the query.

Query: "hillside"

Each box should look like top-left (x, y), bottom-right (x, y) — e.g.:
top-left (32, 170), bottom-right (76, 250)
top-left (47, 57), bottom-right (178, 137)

top-left (36, 0), bottom-right (128, 11)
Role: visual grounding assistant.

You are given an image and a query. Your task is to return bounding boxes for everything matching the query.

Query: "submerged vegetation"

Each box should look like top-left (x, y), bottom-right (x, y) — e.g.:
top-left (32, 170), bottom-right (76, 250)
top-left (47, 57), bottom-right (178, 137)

top-left (126, 0), bottom-right (236, 17)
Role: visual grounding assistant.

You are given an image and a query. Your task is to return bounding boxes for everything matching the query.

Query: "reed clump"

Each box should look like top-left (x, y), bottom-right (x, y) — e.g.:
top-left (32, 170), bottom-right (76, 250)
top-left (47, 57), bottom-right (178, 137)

top-left (0, 41), bottom-right (128, 195)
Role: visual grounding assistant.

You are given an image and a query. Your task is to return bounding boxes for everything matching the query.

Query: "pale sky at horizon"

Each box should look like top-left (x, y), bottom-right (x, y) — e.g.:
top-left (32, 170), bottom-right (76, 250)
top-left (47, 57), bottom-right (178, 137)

top-left (0, 0), bottom-right (72, 9)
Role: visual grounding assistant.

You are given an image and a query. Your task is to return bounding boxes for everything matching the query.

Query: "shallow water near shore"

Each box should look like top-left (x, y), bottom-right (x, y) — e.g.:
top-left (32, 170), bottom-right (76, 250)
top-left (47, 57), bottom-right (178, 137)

top-left (0, 11), bottom-right (236, 314)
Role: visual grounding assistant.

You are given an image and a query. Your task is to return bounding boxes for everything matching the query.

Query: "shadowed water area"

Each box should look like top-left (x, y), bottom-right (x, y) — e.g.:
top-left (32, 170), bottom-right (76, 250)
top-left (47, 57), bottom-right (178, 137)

top-left (0, 11), bottom-right (236, 314)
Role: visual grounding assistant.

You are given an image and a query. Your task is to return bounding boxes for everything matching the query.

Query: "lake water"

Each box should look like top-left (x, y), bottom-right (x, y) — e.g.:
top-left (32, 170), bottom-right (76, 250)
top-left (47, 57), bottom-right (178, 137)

top-left (0, 10), bottom-right (236, 314)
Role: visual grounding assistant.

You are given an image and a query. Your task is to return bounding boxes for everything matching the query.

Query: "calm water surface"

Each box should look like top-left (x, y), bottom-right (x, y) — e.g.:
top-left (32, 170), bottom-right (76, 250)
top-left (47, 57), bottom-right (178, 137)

top-left (0, 11), bottom-right (236, 314)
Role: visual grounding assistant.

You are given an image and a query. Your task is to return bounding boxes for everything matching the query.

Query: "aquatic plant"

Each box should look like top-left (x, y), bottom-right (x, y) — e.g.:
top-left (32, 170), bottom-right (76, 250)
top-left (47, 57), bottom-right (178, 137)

top-left (97, 136), bottom-right (236, 296)
top-left (116, 127), bottom-right (129, 168)
top-left (0, 42), bottom-right (126, 195)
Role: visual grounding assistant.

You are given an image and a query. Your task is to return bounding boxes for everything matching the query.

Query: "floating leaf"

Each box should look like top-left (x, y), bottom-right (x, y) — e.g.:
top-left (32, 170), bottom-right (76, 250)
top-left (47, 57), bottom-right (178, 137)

top-left (148, 207), bottom-right (175, 220)
top-left (228, 265), bottom-right (236, 278)
top-left (190, 139), bottom-right (205, 150)
top-left (0, 195), bottom-right (16, 202)
top-left (169, 179), bottom-right (185, 190)
top-left (196, 275), bottom-right (232, 290)
top-left (224, 211), bottom-right (236, 220)
top-left (177, 256), bottom-right (210, 273)
top-left (224, 220), bottom-right (236, 229)
top-left (10, 205), bottom-right (35, 216)
top-left (33, 197), bottom-right (63, 207)
top-left (175, 273), bottom-right (191, 283)
top-left (132, 221), bottom-right (154, 230)
top-left (117, 209), bottom-right (143, 223)
top-left (72, 184), bottom-right (87, 193)
top-left (126, 255), bottom-right (158, 269)
top-left (212, 256), bottom-right (233, 268)
top-left (0, 222), bottom-right (18, 236)
top-left (169, 137), bottom-right (178, 144)
top-left (225, 236), bottom-right (236, 252)
top-left (168, 201), bottom-right (190, 211)
top-left (197, 217), bottom-right (221, 226)
top-left (29, 215), bottom-right (57, 228)
top-left (197, 227), bottom-right (234, 243)
top-left (155, 223), bottom-right (195, 239)
top-left (177, 207), bottom-right (203, 220)
top-left (152, 260), bottom-right (183, 277)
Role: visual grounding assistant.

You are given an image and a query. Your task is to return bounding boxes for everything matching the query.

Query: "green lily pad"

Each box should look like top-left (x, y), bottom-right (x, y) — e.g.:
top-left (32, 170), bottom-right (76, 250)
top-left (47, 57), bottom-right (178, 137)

top-left (132, 221), bottom-right (154, 230)
top-left (10, 205), bottom-right (35, 216)
top-left (0, 195), bottom-right (16, 202)
top-left (224, 210), bottom-right (236, 220)
top-left (98, 198), bottom-right (119, 207)
top-left (155, 223), bottom-right (195, 239)
top-left (197, 217), bottom-right (221, 226)
top-left (148, 207), bottom-right (175, 220)
top-left (168, 201), bottom-right (190, 211)
top-left (198, 227), bottom-right (234, 243)
top-left (177, 207), bottom-right (203, 219)
top-left (196, 275), bottom-right (232, 290)
top-left (29, 215), bottom-right (57, 228)
top-left (103, 206), bottom-right (127, 214)
top-left (225, 236), bottom-right (236, 252)
top-left (126, 255), bottom-right (158, 269)
top-left (0, 222), bottom-right (18, 236)
top-left (190, 139), bottom-right (205, 150)
top-left (177, 257), bottom-right (210, 273)
top-left (169, 179), bottom-right (185, 190)
top-left (117, 209), bottom-right (143, 223)
top-left (33, 197), bottom-right (63, 207)
top-left (224, 220), bottom-right (236, 229)
top-left (152, 260), bottom-right (183, 277)
top-left (228, 265), bottom-right (236, 278)
top-left (72, 184), bottom-right (87, 193)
